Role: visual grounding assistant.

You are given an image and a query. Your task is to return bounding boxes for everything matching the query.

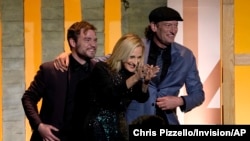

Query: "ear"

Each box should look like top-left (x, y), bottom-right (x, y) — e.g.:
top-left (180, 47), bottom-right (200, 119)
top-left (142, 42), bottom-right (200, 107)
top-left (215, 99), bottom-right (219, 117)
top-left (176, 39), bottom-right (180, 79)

top-left (69, 38), bottom-right (76, 48)
top-left (150, 22), bottom-right (157, 32)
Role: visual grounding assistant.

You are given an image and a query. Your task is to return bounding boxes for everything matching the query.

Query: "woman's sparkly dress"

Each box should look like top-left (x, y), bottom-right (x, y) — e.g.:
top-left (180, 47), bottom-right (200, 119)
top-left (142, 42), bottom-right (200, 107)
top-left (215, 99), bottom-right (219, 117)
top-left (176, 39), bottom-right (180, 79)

top-left (83, 61), bottom-right (149, 141)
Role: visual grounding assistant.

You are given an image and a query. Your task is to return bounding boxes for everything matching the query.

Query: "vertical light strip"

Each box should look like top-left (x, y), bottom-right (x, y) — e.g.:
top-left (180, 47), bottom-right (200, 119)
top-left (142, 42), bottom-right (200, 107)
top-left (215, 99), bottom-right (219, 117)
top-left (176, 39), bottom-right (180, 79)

top-left (0, 14), bottom-right (3, 141)
top-left (198, 0), bottom-right (222, 124)
top-left (183, 0), bottom-right (211, 124)
top-left (24, 0), bottom-right (41, 140)
top-left (104, 0), bottom-right (121, 55)
top-left (220, 0), bottom-right (223, 124)
top-left (183, 0), bottom-right (198, 58)
top-left (235, 0), bottom-right (250, 124)
top-left (64, 0), bottom-right (82, 53)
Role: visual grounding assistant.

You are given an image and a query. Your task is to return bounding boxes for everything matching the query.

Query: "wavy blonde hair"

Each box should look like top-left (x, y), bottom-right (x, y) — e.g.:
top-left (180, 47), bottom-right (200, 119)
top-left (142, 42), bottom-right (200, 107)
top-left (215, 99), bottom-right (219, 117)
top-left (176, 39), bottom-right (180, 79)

top-left (106, 33), bottom-right (145, 73)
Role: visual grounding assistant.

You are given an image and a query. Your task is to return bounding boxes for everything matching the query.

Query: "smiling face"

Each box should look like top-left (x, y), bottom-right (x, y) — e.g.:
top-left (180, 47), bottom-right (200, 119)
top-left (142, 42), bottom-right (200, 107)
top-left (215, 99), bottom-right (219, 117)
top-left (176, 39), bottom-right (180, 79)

top-left (70, 29), bottom-right (97, 64)
top-left (75, 29), bottom-right (97, 59)
top-left (150, 20), bottom-right (178, 48)
top-left (67, 21), bottom-right (97, 64)
top-left (123, 46), bottom-right (143, 73)
top-left (106, 33), bottom-right (145, 73)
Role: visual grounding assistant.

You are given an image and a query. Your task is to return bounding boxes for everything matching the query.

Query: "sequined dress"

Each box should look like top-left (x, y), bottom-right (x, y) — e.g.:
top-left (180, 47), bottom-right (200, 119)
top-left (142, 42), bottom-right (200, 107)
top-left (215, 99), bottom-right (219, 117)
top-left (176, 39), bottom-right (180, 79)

top-left (83, 61), bottom-right (149, 141)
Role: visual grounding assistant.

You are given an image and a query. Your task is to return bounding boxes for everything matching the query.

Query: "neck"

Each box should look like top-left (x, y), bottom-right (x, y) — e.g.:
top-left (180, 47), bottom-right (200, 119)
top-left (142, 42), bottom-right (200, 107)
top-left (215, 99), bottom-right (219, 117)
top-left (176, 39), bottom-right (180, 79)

top-left (153, 38), bottom-right (170, 49)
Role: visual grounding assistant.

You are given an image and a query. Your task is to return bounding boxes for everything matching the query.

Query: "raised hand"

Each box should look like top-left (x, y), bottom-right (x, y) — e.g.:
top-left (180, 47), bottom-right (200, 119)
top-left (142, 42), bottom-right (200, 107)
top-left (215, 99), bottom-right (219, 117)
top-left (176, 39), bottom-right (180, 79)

top-left (143, 64), bottom-right (160, 82)
top-left (53, 52), bottom-right (70, 72)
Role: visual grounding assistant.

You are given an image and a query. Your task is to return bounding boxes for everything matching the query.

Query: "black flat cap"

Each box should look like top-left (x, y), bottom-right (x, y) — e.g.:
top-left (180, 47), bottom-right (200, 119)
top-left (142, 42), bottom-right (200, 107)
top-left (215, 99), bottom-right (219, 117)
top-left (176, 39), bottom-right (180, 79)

top-left (149, 6), bottom-right (183, 23)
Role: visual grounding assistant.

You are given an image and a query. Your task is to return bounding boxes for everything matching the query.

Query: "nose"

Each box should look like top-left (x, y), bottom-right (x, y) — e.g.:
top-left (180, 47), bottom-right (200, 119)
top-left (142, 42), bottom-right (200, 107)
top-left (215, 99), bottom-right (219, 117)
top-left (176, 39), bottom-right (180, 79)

top-left (90, 40), bottom-right (97, 48)
top-left (135, 58), bottom-right (141, 66)
top-left (169, 25), bottom-right (178, 33)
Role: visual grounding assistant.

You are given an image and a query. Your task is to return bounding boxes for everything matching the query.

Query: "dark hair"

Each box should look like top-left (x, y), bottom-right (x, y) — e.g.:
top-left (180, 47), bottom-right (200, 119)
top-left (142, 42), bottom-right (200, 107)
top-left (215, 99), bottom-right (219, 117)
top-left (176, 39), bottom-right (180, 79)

top-left (144, 25), bottom-right (154, 41)
top-left (67, 20), bottom-right (97, 50)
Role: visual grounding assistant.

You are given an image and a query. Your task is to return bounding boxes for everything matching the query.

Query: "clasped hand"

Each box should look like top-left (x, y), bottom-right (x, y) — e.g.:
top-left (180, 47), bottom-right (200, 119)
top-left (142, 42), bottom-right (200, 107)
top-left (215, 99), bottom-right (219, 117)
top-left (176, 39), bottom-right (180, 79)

top-left (135, 64), bottom-right (160, 82)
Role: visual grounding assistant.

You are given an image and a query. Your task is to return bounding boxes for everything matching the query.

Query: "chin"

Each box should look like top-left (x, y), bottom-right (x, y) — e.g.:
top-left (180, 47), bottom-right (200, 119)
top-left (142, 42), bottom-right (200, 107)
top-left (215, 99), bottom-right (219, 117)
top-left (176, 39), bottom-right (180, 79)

top-left (128, 69), bottom-right (136, 73)
top-left (88, 54), bottom-right (95, 59)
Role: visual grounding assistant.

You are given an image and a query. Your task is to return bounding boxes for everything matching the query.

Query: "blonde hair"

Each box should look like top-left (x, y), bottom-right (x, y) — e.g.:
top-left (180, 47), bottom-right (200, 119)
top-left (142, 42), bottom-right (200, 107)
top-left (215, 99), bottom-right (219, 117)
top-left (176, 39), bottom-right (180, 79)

top-left (106, 33), bottom-right (145, 72)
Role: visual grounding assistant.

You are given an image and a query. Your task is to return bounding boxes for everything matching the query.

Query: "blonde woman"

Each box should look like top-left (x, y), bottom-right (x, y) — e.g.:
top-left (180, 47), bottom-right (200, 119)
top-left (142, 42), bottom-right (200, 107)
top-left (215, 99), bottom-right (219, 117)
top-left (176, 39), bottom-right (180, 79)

top-left (76, 33), bottom-right (159, 141)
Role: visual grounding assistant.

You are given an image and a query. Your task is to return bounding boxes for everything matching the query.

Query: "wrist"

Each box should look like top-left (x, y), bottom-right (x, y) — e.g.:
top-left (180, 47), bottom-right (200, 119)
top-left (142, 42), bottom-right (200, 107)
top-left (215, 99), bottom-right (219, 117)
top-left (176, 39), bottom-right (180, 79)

top-left (133, 74), bottom-right (141, 82)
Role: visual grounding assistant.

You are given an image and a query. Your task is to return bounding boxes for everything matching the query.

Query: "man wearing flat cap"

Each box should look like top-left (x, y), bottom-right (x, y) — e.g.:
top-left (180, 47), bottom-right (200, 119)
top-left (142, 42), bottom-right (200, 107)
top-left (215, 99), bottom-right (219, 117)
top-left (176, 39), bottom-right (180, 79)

top-left (126, 6), bottom-right (205, 125)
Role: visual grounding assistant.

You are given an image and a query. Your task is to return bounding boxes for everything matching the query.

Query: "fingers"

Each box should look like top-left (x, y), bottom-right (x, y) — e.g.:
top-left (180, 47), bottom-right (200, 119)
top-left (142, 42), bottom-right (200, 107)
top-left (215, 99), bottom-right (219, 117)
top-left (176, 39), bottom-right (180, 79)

top-left (142, 66), bottom-right (152, 81)
top-left (156, 99), bottom-right (167, 110)
top-left (54, 60), bottom-right (67, 72)
top-left (54, 58), bottom-right (68, 72)
top-left (50, 126), bottom-right (59, 132)
top-left (137, 66), bottom-right (145, 79)
top-left (43, 136), bottom-right (60, 141)
top-left (143, 65), bottom-right (159, 80)
top-left (43, 127), bottom-right (60, 141)
top-left (65, 55), bottom-right (69, 67)
top-left (54, 61), bottom-right (63, 72)
top-left (50, 134), bottom-right (61, 141)
top-left (151, 66), bottom-right (160, 73)
top-left (49, 126), bottom-right (60, 141)
top-left (138, 64), bottom-right (160, 81)
top-left (53, 52), bottom-right (70, 72)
